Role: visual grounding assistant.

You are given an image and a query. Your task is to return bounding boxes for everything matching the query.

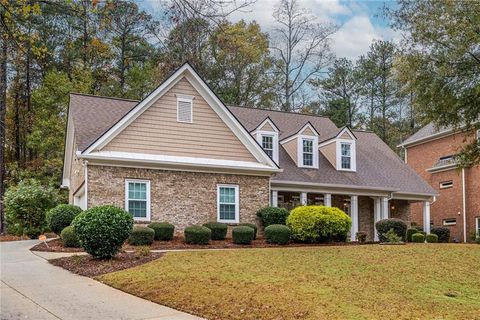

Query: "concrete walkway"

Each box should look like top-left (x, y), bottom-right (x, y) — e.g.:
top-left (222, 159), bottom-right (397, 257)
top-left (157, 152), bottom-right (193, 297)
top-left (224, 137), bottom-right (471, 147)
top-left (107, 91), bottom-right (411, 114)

top-left (0, 240), bottom-right (203, 320)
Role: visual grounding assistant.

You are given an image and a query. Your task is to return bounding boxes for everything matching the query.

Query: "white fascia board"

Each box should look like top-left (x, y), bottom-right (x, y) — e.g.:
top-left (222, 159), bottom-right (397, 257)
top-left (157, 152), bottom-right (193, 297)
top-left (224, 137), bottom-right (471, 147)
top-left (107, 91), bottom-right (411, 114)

top-left (337, 127), bottom-right (356, 140)
top-left (77, 151), bottom-right (283, 174)
top-left (298, 123), bottom-right (319, 137)
top-left (318, 139), bottom-right (336, 148)
top-left (251, 117), bottom-right (279, 134)
top-left (280, 123), bottom-right (319, 145)
top-left (426, 163), bottom-right (457, 173)
top-left (272, 180), bottom-right (396, 192)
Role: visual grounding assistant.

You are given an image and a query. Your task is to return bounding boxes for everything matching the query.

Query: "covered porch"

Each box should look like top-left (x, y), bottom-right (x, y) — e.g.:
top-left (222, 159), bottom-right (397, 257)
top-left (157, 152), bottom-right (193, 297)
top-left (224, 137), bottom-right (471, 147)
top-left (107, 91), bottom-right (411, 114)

top-left (270, 184), bottom-right (432, 242)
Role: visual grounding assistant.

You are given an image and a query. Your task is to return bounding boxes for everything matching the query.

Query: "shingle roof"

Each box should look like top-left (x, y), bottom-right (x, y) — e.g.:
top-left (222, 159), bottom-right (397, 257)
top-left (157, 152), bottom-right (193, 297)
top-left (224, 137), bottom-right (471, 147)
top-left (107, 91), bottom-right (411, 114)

top-left (68, 93), bottom-right (436, 195)
top-left (400, 122), bottom-right (452, 146)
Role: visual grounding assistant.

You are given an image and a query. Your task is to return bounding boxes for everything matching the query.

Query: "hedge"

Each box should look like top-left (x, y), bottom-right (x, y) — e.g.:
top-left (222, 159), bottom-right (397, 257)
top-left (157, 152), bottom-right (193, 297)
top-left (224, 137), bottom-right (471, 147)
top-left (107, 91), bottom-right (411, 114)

top-left (184, 226), bottom-right (211, 244)
top-left (60, 226), bottom-right (80, 248)
top-left (148, 222), bottom-right (175, 241)
top-left (411, 233), bottom-right (425, 243)
top-left (426, 233), bottom-right (438, 243)
top-left (430, 226), bottom-right (450, 243)
top-left (238, 223), bottom-right (258, 239)
top-left (203, 222), bottom-right (228, 240)
top-left (286, 205), bottom-right (351, 243)
top-left (232, 226), bottom-right (254, 244)
top-left (256, 207), bottom-right (289, 227)
top-left (265, 224), bottom-right (290, 245)
top-left (129, 226), bottom-right (155, 246)
top-left (406, 228), bottom-right (420, 242)
top-left (47, 204), bottom-right (82, 235)
top-left (375, 218), bottom-right (407, 242)
top-left (73, 205), bottom-right (133, 259)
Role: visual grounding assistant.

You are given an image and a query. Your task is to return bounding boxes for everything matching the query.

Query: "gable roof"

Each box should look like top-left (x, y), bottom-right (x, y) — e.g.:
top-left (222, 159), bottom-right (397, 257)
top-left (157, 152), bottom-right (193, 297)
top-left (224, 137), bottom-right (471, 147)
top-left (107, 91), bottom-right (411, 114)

top-left (399, 122), bottom-right (453, 147)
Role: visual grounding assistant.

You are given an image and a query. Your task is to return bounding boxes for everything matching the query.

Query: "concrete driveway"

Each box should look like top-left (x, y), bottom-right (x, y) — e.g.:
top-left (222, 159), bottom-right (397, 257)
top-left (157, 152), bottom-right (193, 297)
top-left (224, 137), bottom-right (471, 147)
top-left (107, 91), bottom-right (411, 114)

top-left (0, 240), bottom-right (202, 320)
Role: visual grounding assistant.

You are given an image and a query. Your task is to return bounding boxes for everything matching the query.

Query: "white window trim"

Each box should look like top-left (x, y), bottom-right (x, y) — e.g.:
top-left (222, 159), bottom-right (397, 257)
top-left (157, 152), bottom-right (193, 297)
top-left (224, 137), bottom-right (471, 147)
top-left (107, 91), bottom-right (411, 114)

top-left (217, 184), bottom-right (239, 223)
top-left (297, 135), bottom-right (319, 168)
top-left (336, 139), bottom-right (356, 172)
top-left (255, 131), bottom-right (279, 164)
top-left (125, 179), bottom-right (151, 222)
top-left (176, 96), bottom-right (193, 123)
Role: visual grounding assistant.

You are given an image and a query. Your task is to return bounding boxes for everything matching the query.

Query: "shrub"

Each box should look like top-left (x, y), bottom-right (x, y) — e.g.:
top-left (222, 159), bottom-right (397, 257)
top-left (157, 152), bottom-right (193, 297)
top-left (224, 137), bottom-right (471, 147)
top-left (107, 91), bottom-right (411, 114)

top-left (129, 226), bottom-right (155, 246)
top-left (406, 228), bottom-right (420, 242)
top-left (426, 233), bottom-right (438, 243)
top-left (148, 222), bottom-right (174, 241)
top-left (73, 205), bottom-right (133, 259)
top-left (232, 226), bottom-right (255, 244)
top-left (47, 204), bottom-right (82, 235)
top-left (4, 180), bottom-right (58, 238)
top-left (476, 235), bottom-right (480, 244)
top-left (430, 226), bottom-right (450, 243)
top-left (356, 231), bottom-right (367, 244)
top-left (412, 233), bottom-right (425, 243)
top-left (203, 222), bottom-right (228, 240)
top-left (265, 224), bottom-right (290, 245)
top-left (135, 246), bottom-right (151, 258)
top-left (375, 218), bottom-right (407, 242)
top-left (184, 226), bottom-right (211, 245)
top-left (60, 226), bottom-right (80, 247)
top-left (256, 207), bottom-right (289, 227)
top-left (383, 228), bottom-right (403, 243)
top-left (286, 206), bottom-right (351, 243)
top-left (238, 223), bottom-right (258, 239)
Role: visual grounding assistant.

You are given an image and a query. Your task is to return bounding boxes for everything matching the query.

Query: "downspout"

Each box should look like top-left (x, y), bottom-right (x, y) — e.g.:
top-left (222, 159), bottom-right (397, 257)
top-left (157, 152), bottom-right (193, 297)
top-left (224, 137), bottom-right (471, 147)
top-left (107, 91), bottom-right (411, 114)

top-left (462, 168), bottom-right (467, 243)
top-left (84, 160), bottom-right (88, 210)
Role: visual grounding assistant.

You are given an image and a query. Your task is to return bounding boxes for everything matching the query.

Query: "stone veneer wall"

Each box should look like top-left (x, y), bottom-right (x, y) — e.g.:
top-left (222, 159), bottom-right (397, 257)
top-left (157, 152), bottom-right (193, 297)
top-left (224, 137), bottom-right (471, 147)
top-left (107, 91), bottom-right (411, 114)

top-left (87, 165), bottom-right (270, 231)
top-left (358, 197), bottom-right (374, 241)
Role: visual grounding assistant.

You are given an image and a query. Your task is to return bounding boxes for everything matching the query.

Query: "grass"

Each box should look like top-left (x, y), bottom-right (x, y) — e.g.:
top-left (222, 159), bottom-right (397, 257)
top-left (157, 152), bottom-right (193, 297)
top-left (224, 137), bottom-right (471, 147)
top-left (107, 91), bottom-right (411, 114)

top-left (98, 244), bottom-right (480, 320)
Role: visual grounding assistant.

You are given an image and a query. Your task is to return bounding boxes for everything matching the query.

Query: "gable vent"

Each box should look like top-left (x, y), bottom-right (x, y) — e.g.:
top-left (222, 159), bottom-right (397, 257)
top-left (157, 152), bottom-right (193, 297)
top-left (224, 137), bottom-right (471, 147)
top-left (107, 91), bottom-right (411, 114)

top-left (177, 97), bottom-right (193, 123)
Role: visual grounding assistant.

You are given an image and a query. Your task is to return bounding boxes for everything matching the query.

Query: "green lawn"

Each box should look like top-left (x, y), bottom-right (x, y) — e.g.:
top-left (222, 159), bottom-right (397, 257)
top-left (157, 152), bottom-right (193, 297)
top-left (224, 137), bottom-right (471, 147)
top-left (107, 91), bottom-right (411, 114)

top-left (98, 244), bottom-right (480, 320)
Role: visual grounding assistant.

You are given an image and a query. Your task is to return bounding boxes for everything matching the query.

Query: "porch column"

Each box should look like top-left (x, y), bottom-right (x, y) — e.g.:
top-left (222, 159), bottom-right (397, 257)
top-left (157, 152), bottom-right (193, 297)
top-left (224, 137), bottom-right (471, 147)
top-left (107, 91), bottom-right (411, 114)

top-left (301, 192), bottom-right (307, 206)
top-left (373, 197), bottom-right (382, 241)
top-left (350, 195), bottom-right (359, 241)
top-left (271, 190), bottom-right (278, 207)
top-left (324, 194), bottom-right (332, 207)
top-left (381, 197), bottom-right (389, 220)
top-left (423, 201), bottom-right (431, 234)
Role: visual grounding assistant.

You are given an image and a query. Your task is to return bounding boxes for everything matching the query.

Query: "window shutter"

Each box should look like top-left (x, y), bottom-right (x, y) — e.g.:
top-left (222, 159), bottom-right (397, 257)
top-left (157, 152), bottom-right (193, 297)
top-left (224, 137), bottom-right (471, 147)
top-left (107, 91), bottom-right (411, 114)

top-left (177, 99), bottom-right (192, 123)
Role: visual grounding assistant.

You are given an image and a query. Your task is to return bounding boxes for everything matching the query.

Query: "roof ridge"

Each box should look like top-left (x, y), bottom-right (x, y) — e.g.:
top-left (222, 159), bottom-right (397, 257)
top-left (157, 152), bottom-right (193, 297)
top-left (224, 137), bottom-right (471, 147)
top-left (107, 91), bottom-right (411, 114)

top-left (227, 104), bottom-right (331, 119)
top-left (70, 92), bottom-right (140, 103)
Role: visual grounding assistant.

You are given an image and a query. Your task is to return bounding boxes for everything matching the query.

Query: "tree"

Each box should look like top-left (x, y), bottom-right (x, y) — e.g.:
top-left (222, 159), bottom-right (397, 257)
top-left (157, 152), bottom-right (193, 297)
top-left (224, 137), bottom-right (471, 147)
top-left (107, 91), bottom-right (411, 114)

top-left (387, 0), bottom-right (480, 165)
top-left (270, 0), bottom-right (337, 112)
top-left (310, 58), bottom-right (361, 127)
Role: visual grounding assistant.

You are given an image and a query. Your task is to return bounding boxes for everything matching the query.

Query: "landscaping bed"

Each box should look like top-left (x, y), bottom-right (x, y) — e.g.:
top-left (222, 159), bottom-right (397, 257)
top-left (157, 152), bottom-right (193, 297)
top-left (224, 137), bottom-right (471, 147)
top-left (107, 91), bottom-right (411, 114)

top-left (49, 251), bottom-right (163, 277)
top-left (0, 235), bottom-right (30, 242)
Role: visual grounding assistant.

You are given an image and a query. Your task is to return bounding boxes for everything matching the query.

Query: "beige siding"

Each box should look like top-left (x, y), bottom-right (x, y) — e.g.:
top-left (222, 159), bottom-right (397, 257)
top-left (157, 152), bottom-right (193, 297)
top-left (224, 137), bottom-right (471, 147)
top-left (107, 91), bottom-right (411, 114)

top-left (320, 141), bottom-right (336, 168)
top-left (283, 138), bottom-right (298, 165)
top-left (340, 131), bottom-right (353, 140)
top-left (300, 126), bottom-right (316, 136)
top-left (102, 78), bottom-right (256, 162)
top-left (259, 121), bottom-right (276, 132)
top-left (69, 138), bottom-right (85, 202)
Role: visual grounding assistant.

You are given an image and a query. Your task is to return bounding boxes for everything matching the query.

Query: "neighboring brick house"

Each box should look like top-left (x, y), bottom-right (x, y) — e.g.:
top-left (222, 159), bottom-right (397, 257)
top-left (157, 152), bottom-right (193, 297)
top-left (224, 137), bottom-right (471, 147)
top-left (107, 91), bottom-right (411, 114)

top-left (62, 63), bottom-right (436, 241)
top-left (399, 123), bottom-right (480, 242)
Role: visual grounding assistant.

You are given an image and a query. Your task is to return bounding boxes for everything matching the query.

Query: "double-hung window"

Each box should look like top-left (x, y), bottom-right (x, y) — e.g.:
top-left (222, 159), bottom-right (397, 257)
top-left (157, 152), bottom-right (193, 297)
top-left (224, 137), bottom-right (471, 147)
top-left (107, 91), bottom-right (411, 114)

top-left (217, 184), bottom-right (239, 223)
top-left (341, 142), bottom-right (352, 169)
top-left (302, 139), bottom-right (313, 166)
top-left (262, 135), bottom-right (274, 158)
top-left (125, 179), bottom-right (150, 221)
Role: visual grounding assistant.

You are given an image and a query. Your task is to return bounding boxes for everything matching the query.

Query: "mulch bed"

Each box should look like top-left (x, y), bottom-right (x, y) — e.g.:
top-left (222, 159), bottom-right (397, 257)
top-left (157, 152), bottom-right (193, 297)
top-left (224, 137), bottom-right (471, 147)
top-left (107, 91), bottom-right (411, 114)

top-left (0, 235), bottom-right (30, 242)
top-left (49, 251), bottom-right (163, 277)
top-left (31, 238), bottom-right (85, 252)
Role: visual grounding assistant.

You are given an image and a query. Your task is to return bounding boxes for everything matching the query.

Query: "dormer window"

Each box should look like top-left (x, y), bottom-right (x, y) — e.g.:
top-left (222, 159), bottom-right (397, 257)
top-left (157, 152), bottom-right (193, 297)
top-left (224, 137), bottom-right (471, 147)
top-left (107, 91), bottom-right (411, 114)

top-left (335, 139), bottom-right (356, 171)
top-left (253, 118), bottom-right (279, 164)
top-left (262, 135), bottom-right (274, 158)
top-left (302, 139), bottom-right (314, 166)
top-left (341, 142), bottom-right (352, 169)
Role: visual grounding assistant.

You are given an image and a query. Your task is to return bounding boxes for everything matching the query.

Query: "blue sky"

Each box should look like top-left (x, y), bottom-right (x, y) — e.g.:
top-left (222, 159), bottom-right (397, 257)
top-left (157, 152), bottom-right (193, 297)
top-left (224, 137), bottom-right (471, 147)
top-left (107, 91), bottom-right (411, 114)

top-left (139, 0), bottom-right (399, 60)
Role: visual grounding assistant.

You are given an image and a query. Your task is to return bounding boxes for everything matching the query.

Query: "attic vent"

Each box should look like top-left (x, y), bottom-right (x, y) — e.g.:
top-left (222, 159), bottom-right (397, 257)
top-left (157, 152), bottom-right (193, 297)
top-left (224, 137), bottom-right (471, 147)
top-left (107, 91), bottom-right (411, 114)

top-left (177, 97), bottom-right (193, 123)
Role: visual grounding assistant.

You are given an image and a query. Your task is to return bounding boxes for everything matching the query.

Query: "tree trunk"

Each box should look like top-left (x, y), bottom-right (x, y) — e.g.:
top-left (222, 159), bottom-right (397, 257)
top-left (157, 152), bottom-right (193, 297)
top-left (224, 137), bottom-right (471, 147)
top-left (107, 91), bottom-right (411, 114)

top-left (0, 35), bottom-right (7, 234)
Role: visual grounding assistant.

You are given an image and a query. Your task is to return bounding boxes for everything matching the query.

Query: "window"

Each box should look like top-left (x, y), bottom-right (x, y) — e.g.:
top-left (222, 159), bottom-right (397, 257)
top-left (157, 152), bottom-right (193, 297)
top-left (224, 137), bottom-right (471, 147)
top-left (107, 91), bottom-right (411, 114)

top-left (443, 218), bottom-right (456, 226)
top-left (262, 135), bottom-right (274, 158)
top-left (341, 143), bottom-right (352, 169)
top-left (476, 217), bottom-right (480, 236)
top-left (125, 180), bottom-right (150, 221)
top-left (177, 96), bottom-right (193, 123)
top-left (217, 185), bottom-right (239, 223)
top-left (302, 139), bottom-right (313, 166)
top-left (439, 180), bottom-right (453, 189)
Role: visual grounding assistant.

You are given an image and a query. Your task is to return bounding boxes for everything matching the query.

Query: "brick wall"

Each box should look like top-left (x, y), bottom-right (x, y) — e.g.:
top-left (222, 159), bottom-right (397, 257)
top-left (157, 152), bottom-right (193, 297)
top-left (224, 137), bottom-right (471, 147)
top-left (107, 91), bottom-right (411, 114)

top-left (407, 130), bottom-right (479, 241)
top-left (87, 165), bottom-right (270, 231)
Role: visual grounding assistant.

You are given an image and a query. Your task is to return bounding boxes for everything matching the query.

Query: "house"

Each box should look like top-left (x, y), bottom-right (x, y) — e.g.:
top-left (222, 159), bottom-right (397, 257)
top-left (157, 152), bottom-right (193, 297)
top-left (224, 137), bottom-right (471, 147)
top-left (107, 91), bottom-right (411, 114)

top-left (62, 63), bottom-right (437, 241)
top-left (399, 123), bottom-right (480, 242)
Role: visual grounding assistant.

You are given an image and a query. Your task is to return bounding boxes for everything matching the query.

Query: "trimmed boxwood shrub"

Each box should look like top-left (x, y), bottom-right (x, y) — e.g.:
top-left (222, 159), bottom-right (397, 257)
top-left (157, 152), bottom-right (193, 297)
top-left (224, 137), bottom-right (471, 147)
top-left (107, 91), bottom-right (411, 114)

top-left (256, 207), bottom-right (289, 227)
top-left (406, 228), bottom-right (420, 242)
top-left (47, 204), bottom-right (82, 235)
top-left (430, 226), bottom-right (450, 243)
top-left (375, 218), bottom-right (407, 242)
top-left (184, 226), bottom-right (211, 244)
top-left (232, 226), bottom-right (254, 244)
top-left (426, 233), bottom-right (438, 243)
top-left (412, 233), bottom-right (425, 243)
top-left (265, 224), bottom-right (290, 245)
top-left (238, 223), bottom-right (258, 239)
top-left (148, 222), bottom-right (174, 241)
top-left (203, 222), bottom-right (228, 240)
top-left (60, 226), bottom-right (80, 247)
top-left (73, 205), bottom-right (134, 259)
top-left (286, 205), bottom-right (351, 243)
top-left (129, 226), bottom-right (155, 246)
